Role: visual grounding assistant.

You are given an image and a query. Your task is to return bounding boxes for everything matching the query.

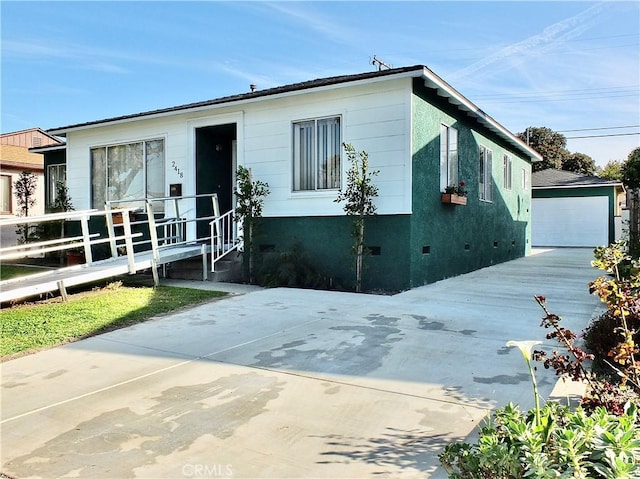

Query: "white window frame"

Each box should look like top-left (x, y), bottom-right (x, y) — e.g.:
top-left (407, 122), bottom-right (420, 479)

top-left (479, 145), bottom-right (493, 202)
top-left (503, 154), bottom-right (512, 190)
top-left (522, 168), bottom-right (529, 190)
top-left (0, 174), bottom-right (11, 214)
top-left (292, 115), bottom-right (342, 192)
top-left (440, 124), bottom-right (459, 191)
top-left (47, 164), bottom-right (66, 206)
top-left (91, 138), bottom-right (165, 209)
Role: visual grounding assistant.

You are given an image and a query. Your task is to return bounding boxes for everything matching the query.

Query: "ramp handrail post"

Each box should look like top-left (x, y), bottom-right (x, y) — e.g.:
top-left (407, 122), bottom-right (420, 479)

top-left (146, 200), bottom-right (160, 264)
top-left (122, 209), bottom-right (136, 274)
top-left (80, 213), bottom-right (93, 264)
top-left (105, 203), bottom-right (118, 258)
top-left (201, 244), bottom-right (207, 281)
top-left (172, 197), bottom-right (182, 243)
top-left (211, 193), bottom-right (222, 251)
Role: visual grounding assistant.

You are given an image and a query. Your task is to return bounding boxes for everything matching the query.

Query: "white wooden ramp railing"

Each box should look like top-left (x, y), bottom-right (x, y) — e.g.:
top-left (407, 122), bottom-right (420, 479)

top-left (210, 207), bottom-right (240, 272)
top-left (0, 193), bottom-right (227, 302)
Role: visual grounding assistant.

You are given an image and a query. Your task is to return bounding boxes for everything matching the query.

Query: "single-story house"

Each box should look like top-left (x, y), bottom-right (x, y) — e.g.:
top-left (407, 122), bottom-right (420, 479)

top-left (0, 145), bottom-right (45, 218)
top-left (532, 169), bottom-right (625, 248)
top-left (48, 64), bottom-right (541, 291)
top-left (0, 128), bottom-right (66, 217)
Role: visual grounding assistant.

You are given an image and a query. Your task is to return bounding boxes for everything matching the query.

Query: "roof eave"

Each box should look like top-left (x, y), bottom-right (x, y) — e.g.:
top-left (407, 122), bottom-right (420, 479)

top-left (533, 183), bottom-right (623, 189)
top-left (29, 144), bottom-right (67, 153)
top-left (418, 66), bottom-right (542, 163)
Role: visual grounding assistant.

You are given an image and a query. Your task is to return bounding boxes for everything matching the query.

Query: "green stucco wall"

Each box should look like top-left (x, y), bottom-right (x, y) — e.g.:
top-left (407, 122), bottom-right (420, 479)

top-left (258, 215), bottom-right (411, 292)
top-left (532, 186), bottom-right (617, 244)
top-left (409, 80), bottom-right (532, 286)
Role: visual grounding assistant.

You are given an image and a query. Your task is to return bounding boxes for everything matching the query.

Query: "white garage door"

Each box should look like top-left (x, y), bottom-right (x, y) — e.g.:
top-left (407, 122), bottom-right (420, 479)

top-left (532, 196), bottom-right (609, 247)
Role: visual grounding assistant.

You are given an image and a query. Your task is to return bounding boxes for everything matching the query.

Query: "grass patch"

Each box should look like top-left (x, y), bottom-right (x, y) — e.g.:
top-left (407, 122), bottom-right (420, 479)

top-left (0, 281), bottom-right (226, 358)
top-left (0, 264), bottom-right (50, 280)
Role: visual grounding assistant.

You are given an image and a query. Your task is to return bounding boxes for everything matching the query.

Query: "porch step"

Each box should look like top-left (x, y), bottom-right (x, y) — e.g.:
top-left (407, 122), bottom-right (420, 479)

top-left (165, 252), bottom-right (242, 283)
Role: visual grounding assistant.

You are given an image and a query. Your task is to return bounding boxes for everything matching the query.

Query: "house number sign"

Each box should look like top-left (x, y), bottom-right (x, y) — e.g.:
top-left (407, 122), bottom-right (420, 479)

top-left (171, 161), bottom-right (184, 179)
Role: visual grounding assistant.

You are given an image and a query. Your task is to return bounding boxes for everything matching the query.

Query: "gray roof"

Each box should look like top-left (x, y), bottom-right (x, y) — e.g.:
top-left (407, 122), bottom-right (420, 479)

top-left (48, 64), bottom-right (542, 163)
top-left (532, 168), bottom-right (622, 188)
top-left (48, 66), bottom-right (427, 134)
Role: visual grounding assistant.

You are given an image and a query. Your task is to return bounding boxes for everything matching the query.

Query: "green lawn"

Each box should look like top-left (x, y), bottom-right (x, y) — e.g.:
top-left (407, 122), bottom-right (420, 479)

top-left (0, 264), bottom-right (50, 280)
top-left (0, 282), bottom-right (226, 358)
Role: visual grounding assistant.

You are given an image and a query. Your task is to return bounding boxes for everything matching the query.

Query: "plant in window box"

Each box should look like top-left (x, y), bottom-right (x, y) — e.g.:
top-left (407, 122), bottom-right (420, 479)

top-left (442, 181), bottom-right (468, 205)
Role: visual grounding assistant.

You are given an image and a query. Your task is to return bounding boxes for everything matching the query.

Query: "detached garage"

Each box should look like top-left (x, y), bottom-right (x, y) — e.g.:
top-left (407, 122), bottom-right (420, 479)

top-left (532, 169), bottom-right (624, 247)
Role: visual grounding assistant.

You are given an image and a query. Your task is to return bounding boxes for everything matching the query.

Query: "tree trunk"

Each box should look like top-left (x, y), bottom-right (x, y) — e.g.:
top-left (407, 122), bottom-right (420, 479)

top-left (355, 218), bottom-right (364, 293)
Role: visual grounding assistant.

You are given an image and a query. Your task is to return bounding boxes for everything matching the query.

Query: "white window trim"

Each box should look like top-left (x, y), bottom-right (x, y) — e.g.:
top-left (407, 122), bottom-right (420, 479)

top-left (0, 174), bottom-right (12, 214)
top-left (440, 123), bottom-right (459, 192)
top-left (503, 154), bottom-right (513, 190)
top-left (291, 115), bottom-right (342, 193)
top-left (90, 136), bottom-right (166, 209)
top-left (479, 144), bottom-right (493, 202)
top-left (47, 164), bottom-right (66, 206)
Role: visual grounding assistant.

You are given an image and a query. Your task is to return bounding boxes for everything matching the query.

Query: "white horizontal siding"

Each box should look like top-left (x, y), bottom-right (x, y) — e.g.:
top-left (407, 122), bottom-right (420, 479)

top-left (65, 78), bottom-right (413, 216)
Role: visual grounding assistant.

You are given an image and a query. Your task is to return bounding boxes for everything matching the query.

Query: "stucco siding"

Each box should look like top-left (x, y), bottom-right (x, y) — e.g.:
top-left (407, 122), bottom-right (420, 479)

top-left (409, 80), bottom-right (532, 286)
top-left (258, 214), bottom-right (411, 292)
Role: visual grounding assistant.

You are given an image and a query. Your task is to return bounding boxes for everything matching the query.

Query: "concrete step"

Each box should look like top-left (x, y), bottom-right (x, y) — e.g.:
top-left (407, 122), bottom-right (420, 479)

top-left (165, 252), bottom-right (243, 283)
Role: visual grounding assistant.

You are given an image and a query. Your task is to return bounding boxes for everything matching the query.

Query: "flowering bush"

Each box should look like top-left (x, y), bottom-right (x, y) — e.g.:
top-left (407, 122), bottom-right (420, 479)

top-left (444, 181), bottom-right (467, 197)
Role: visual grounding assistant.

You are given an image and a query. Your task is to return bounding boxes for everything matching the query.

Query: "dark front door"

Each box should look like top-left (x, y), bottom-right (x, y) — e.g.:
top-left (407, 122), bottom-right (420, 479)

top-left (195, 124), bottom-right (236, 238)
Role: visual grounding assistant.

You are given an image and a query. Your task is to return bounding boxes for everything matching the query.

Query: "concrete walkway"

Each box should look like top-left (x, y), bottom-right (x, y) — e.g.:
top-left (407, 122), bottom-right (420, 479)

top-left (1, 248), bottom-right (602, 478)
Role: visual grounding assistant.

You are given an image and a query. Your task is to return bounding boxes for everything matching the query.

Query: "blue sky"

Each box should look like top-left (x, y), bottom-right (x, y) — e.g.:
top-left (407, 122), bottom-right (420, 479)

top-left (2, 1), bottom-right (638, 167)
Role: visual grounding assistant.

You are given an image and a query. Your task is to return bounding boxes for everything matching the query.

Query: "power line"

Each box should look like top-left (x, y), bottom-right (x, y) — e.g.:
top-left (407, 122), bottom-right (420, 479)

top-left (564, 132), bottom-right (640, 139)
top-left (559, 125), bottom-right (640, 133)
top-left (474, 85), bottom-right (637, 100)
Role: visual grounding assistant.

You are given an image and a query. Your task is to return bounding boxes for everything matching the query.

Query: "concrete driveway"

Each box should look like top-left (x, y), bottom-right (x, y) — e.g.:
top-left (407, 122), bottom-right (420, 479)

top-left (1, 248), bottom-right (602, 478)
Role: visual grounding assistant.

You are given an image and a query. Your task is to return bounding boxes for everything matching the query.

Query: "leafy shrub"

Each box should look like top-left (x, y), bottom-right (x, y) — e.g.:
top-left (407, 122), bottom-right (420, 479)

top-left (440, 402), bottom-right (640, 478)
top-left (589, 241), bottom-right (640, 391)
top-left (257, 244), bottom-right (330, 289)
top-left (585, 311), bottom-right (640, 373)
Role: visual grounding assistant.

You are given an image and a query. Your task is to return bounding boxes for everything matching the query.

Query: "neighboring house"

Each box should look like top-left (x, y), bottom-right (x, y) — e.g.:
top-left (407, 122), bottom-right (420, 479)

top-left (0, 128), bottom-right (66, 217)
top-left (48, 65), bottom-right (541, 291)
top-left (0, 144), bottom-right (45, 218)
top-left (0, 127), bottom-right (62, 149)
top-left (532, 169), bottom-right (625, 248)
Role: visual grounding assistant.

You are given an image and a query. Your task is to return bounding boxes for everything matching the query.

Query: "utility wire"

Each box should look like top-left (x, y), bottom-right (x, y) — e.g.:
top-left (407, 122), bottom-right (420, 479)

top-left (473, 85), bottom-right (637, 100)
top-left (559, 125), bottom-right (640, 133)
top-left (564, 132), bottom-right (640, 139)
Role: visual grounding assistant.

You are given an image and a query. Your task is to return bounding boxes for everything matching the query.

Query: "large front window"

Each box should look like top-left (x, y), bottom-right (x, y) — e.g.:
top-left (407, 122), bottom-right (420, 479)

top-left (91, 139), bottom-right (164, 208)
top-left (293, 116), bottom-right (341, 191)
top-left (440, 124), bottom-right (458, 191)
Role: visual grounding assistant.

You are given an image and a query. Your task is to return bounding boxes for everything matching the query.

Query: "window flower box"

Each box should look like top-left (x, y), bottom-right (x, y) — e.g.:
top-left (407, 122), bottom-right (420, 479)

top-left (441, 193), bottom-right (467, 205)
top-left (442, 180), bottom-right (468, 205)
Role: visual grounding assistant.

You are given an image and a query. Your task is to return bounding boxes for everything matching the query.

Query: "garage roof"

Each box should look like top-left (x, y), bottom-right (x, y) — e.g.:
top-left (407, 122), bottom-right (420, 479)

top-left (533, 169), bottom-right (622, 189)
